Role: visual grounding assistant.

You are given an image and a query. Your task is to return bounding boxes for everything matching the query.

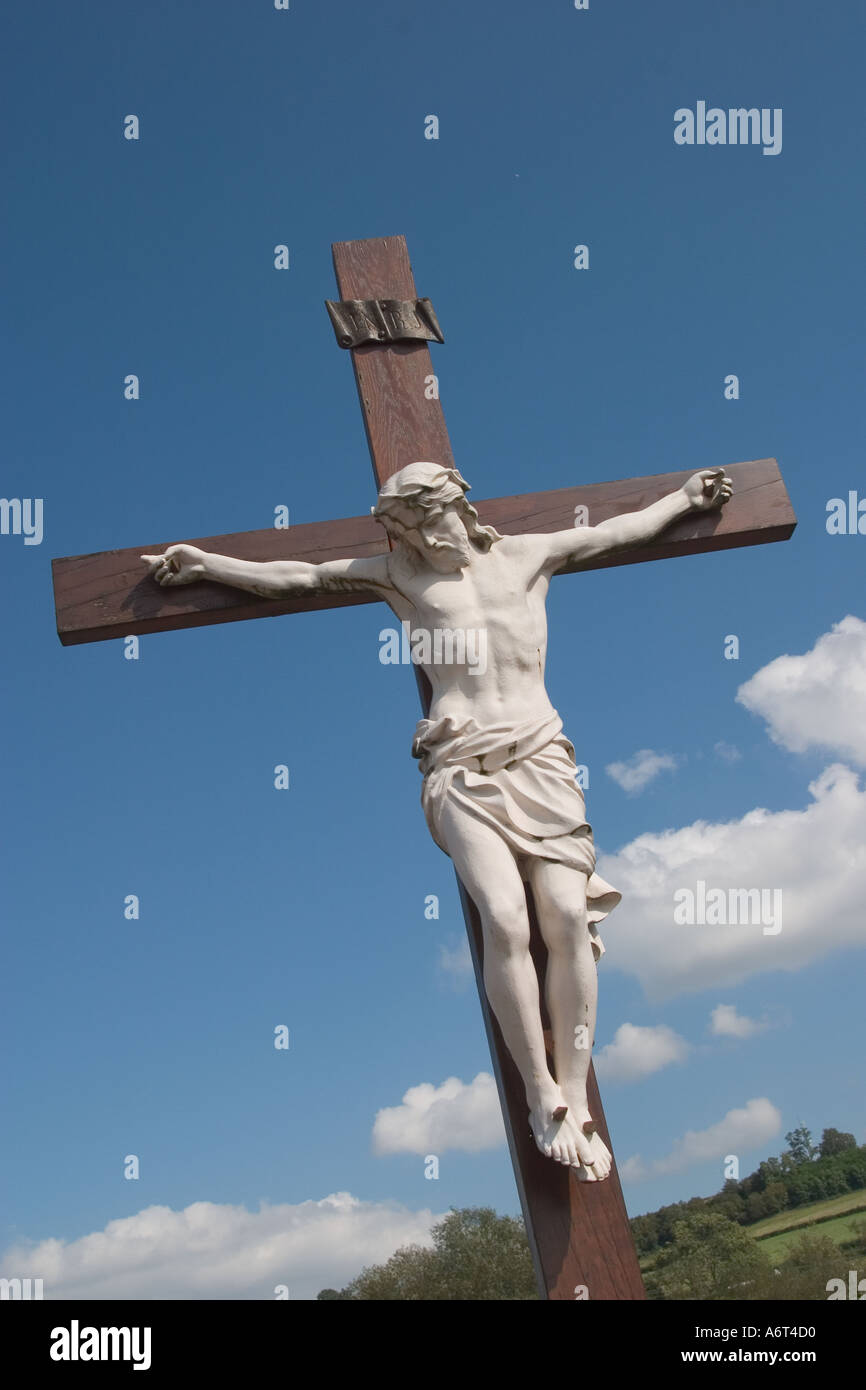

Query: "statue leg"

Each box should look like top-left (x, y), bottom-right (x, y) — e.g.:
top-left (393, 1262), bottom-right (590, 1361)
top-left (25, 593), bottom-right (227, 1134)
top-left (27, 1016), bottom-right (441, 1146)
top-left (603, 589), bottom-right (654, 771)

top-left (437, 800), bottom-right (597, 1171)
top-left (526, 859), bottom-right (612, 1179)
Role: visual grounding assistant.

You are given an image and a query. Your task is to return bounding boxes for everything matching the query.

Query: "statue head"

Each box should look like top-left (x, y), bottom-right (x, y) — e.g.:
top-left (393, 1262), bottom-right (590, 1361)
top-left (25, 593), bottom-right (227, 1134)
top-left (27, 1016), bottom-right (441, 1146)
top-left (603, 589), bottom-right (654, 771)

top-left (372, 462), bottom-right (501, 573)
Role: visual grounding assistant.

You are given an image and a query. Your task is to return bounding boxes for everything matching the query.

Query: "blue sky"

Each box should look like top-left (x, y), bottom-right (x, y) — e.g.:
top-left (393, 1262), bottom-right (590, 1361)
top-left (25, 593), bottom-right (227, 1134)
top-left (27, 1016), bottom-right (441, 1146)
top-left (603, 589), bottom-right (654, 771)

top-left (2, 0), bottom-right (865, 1298)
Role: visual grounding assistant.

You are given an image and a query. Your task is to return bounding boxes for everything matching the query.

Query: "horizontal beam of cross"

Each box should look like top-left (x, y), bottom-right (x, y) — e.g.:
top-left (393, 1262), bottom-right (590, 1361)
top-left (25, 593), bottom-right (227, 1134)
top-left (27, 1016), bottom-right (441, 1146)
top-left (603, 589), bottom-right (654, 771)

top-left (52, 457), bottom-right (793, 645)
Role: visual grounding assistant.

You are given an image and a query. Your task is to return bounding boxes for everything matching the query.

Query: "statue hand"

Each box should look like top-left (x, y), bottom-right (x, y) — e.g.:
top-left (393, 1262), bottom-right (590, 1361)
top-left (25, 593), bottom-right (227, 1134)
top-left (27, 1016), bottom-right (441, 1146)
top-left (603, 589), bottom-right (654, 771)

top-left (682, 467), bottom-right (733, 512)
top-left (141, 544), bottom-right (208, 586)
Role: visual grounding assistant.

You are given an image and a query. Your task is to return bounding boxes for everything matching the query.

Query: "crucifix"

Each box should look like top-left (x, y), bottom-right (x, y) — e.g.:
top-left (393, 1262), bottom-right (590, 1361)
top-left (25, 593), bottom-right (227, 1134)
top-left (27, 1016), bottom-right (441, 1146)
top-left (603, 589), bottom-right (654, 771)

top-left (52, 235), bottom-right (796, 1300)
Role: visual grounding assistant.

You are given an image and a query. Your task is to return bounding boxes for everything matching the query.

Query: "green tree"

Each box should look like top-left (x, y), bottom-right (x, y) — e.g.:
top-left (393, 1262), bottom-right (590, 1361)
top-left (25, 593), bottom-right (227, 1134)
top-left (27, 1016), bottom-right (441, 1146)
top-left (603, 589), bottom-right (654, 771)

top-left (819, 1128), bottom-right (857, 1159)
top-left (762, 1180), bottom-right (788, 1215)
top-left (714, 1189), bottom-right (747, 1224)
top-left (654, 1203), bottom-right (684, 1248)
top-left (770, 1233), bottom-right (844, 1301)
top-left (322, 1207), bottom-right (538, 1301)
top-left (744, 1190), bottom-right (771, 1223)
top-left (785, 1125), bottom-right (818, 1164)
top-left (840, 1146), bottom-right (866, 1188)
top-left (337, 1243), bottom-right (442, 1300)
top-left (630, 1211), bottom-right (661, 1255)
top-left (647, 1212), bottom-right (769, 1301)
top-left (427, 1207), bottom-right (537, 1300)
top-left (752, 1154), bottom-right (783, 1192)
top-left (843, 1216), bottom-right (866, 1262)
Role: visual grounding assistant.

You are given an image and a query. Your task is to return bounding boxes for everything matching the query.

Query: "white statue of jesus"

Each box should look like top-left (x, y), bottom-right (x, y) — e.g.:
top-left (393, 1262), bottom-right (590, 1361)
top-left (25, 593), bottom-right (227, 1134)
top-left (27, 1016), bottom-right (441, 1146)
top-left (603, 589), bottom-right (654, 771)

top-left (143, 462), bottom-right (731, 1180)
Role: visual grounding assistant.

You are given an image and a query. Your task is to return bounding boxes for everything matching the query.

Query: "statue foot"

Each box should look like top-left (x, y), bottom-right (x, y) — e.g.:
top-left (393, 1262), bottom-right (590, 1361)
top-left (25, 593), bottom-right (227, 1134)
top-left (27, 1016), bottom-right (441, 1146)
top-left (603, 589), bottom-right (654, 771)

top-left (586, 1131), bottom-right (612, 1179)
top-left (560, 1092), bottom-right (613, 1180)
top-left (572, 1100), bottom-right (614, 1178)
top-left (529, 1092), bottom-right (596, 1171)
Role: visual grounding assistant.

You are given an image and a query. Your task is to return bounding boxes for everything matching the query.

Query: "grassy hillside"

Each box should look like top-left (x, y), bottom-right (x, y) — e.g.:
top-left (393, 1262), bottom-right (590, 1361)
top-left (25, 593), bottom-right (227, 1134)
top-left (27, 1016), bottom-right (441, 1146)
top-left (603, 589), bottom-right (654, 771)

top-left (749, 1191), bottom-right (866, 1261)
top-left (638, 1189), bottom-right (866, 1275)
top-left (749, 1189), bottom-right (866, 1240)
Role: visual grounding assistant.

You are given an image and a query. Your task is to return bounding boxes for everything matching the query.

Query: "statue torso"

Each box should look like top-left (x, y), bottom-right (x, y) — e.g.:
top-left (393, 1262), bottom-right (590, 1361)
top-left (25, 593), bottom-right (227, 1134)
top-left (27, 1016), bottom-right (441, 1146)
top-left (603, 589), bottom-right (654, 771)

top-left (385, 536), bottom-right (556, 727)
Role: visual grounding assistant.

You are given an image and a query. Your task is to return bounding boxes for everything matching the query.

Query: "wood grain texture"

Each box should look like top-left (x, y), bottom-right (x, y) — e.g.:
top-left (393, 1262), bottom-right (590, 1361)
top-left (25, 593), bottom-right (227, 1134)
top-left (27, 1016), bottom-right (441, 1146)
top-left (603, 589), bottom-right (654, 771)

top-left (486, 456), bottom-right (794, 569)
top-left (52, 513), bottom-right (389, 646)
top-left (331, 237), bottom-right (455, 485)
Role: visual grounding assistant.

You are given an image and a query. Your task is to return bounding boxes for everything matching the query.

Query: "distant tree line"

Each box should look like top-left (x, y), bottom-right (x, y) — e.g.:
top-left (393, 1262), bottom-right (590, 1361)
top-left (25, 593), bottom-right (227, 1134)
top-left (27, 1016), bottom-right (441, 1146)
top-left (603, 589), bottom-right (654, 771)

top-left (644, 1214), bottom-right (866, 1301)
top-left (630, 1127), bottom-right (863, 1257)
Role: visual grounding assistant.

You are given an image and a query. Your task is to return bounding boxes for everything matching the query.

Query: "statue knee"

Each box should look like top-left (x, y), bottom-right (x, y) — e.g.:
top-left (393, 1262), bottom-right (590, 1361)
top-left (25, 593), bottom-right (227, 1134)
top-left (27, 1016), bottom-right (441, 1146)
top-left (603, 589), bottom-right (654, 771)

top-left (480, 897), bottom-right (530, 955)
top-left (542, 901), bottom-right (588, 954)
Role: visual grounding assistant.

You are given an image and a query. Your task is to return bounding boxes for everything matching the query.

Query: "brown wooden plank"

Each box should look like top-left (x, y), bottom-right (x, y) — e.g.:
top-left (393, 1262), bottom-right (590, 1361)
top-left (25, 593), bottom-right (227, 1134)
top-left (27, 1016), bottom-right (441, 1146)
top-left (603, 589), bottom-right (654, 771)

top-left (486, 457), bottom-right (795, 572)
top-left (456, 875), bottom-right (644, 1299)
top-left (52, 512), bottom-right (389, 646)
top-left (52, 458), bottom-right (794, 646)
top-left (332, 236), bottom-right (455, 486)
top-left (333, 234), bottom-right (646, 1300)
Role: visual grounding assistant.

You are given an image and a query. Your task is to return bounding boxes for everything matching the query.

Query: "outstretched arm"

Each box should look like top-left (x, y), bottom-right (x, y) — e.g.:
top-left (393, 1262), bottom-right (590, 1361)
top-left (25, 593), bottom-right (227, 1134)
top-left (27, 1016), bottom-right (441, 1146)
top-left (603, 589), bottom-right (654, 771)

top-left (140, 545), bottom-right (393, 598)
top-left (529, 468), bottom-right (733, 575)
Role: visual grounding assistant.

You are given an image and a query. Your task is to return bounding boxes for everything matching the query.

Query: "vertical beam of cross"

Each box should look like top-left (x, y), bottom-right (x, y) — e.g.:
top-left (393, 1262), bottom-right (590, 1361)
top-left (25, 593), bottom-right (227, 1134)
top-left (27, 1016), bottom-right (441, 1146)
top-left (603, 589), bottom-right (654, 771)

top-left (331, 235), bottom-right (645, 1300)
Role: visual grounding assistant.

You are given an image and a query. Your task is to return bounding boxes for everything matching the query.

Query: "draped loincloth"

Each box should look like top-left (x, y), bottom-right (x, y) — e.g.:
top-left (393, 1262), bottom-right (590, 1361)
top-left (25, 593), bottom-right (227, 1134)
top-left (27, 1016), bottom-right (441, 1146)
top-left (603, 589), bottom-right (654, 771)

top-left (411, 710), bottom-right (621, 960)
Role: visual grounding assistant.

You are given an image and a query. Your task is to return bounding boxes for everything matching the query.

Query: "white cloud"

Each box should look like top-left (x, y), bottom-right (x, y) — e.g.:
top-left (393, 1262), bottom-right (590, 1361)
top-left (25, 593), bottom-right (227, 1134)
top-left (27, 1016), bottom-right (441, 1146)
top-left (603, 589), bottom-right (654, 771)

top-left (595, 1023), bottom-right (689, 1083)
top-left (606, 749), bottom-right (678, 794)
top-left (710, 1004), bottom-right (767, 1039)
top-left (737, 615), bottom-right (866, 767)
top-left (0, 1194), bottom-right (440, 1301)
top-left (620, 1098), bottom-right (781, 1183)
top-left (438, 936), bottom-right (473, 986)
top-left (714, 740), bottom-right (742, 763)
top-left (597, 763), bottom-right (866, 999)
top-left (372, 1073), bottom-right (505, 1156)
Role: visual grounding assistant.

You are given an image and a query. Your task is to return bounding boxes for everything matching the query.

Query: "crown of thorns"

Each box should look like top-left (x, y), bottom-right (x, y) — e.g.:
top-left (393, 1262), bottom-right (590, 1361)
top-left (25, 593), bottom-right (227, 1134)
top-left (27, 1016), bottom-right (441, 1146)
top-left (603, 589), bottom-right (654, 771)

top-left (373, 462), bottom-right (501, 550)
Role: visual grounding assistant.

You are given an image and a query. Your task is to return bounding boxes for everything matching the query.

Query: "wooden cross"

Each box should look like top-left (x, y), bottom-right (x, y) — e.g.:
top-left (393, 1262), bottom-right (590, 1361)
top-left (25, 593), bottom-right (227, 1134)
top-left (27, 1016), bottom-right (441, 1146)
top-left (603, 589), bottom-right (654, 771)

top-left (52, 235), bottom-right (796, 1300)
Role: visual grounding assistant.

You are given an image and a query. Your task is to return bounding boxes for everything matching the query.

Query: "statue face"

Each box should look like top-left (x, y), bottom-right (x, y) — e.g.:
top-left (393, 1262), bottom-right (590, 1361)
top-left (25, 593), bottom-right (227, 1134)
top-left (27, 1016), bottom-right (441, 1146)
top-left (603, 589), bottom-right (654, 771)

top-left (405, 502), bottom-right (473, 573)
